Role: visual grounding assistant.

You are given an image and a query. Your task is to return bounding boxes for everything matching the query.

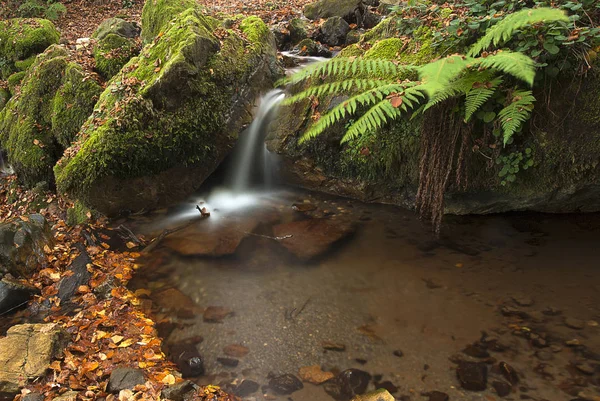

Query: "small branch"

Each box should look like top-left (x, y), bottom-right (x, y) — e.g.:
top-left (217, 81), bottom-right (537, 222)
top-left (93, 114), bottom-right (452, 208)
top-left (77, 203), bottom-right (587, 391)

top-left (242, 232), bottom-right (293, 241)
top-left (142, 218), bottom-right (203, 254)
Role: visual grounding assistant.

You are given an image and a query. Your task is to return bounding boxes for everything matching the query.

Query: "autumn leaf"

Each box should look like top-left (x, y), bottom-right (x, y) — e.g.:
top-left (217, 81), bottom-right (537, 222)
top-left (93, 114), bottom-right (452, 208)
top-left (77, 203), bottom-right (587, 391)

top-left (389, 96), bottom-right (403, 108)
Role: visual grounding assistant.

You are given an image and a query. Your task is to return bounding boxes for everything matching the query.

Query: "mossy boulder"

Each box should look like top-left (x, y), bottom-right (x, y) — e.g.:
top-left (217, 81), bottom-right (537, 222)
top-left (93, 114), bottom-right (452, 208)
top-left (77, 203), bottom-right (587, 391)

top-left (0, 45), bottom-right (102, 186)
top-left (304, 0), bottom-right (363, 23)
top-left (93, 33), bottom-right (140, 80)
top-left (0, 19), bottom-right (60, 80)
top-left (318, 16), bottom-right (350, 47)
top-left (92, 18), bottom-right (141, 41)
top-left (7, 71), bottom-right (26, 94)
top-left (54, 9), bottom-right (282, 215)
top-left (269, 20), bottom-right (600, 215)
top-left (288, 18), bottom-right (310, 45)
top-left (141, 0), bottom-right (198, 43)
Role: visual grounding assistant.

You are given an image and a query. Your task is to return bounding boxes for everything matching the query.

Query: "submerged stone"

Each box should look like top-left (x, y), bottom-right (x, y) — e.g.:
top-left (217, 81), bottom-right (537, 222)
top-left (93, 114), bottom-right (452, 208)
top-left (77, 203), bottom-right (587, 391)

top-left (324, 369), bottom-right (372, 400)
top-left (269, 374), bottom-right (304, 395)
top-left (273, 218), bottom-right (355, 260)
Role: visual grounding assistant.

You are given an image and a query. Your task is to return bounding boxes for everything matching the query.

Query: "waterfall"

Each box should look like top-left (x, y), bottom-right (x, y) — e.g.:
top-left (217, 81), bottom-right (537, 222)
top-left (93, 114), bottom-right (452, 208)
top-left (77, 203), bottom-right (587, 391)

top-left (227, 89), bottom-right (285, 192)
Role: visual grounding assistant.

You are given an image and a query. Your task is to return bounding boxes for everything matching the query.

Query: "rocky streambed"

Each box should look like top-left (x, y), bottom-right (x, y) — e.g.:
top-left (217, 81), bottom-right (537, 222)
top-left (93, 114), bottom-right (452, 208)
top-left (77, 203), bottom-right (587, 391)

top-left (124, 187), bottom-right (600, 401)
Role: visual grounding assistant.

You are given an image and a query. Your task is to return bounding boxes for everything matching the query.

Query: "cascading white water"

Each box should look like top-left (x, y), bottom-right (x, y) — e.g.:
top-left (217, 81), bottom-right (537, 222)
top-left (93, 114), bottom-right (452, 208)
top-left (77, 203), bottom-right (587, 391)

top-left (228, 89), bottom-right (285, 192)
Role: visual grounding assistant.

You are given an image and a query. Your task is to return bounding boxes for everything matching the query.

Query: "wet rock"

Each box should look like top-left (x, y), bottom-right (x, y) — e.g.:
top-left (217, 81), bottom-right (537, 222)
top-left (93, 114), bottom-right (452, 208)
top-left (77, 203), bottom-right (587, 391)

top-left (324, 369), bottom-right (372, 400)
top-left (575, 362), bottom-right (596, 375)
top-left (107, 368), bottom-right (145, 393)
top-left (535, 350), bottom-right (554, 361)
top-left (566, 318), bottom-right (586, 330)
top-left (492, 380), bottom-right (511, 397)
top-left (0, 324), bottom-right (65, 398)
top-left (57, 250), bottom-right (92, 303)
top-left (304, 0), bottom-right (364, 23)
top-left (161, 380), bottom-right (196, 401)
top-left (0, 214), bottom-right (53, 278)
top-left (223, 344), bottom-right (249, 358)
top-left (319, 17), bottom-right (350, 46)
top-left (152, 287), bottom-right (198, 318)
top-left (500, 306), bottom-right (530, 319)
top-left (295, 38), bottom-right (333, 57)
top-left (298, 365), bottom-right (335, 384)
top-left (511, 295), bottom-right (534, 307)
top-left (163, 217), bottom-right (260, 257)
top-left (355, 358), bottom-right (367, 365)
top-left (323, 341), bottom-right (346, 351)
top-left (424, 391), bottom-right (449, 401)
top-left (288, 18), bottom-right (310, 45)
top-left (292, 202), bottom-right (317, 212)
top-left (168, 342), bottom-right (204, 378)
top-left (498, 362), bottom-right (519, 385)
top-left (269, 374), bottom-right (304, 395)
top-left (422, 278), bottom-right (443, 290)
top-left (456, 362), bottom-right (487, 391)
top-left (203, 306), bottom-right (233, 323)
top-left (0, 277), bottom-right (37, 315)
top-left (22, 393), bottom-right (44, 401)
top-left (217, 357), bottom-right (239, 367)
top-left (393, 350), bottom-right (404, 358)
top-left (233, 380), bottom-right (260, 397)
top-left (543, 306), bottom-right (561, 316)
top-left (351, 389), bottom-right (395, 401)
top-left (462, 343), bottom-right (490, 359)
top-left (273, 218), bottom-right (355, 260)
top-left (374, 381), bottom-right (398, 394)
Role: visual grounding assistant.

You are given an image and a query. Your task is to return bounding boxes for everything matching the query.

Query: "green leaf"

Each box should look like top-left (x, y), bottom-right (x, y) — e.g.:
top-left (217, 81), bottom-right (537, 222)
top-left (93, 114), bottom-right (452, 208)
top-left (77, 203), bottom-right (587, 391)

top-left (543, 42), bottom-right (560, 55)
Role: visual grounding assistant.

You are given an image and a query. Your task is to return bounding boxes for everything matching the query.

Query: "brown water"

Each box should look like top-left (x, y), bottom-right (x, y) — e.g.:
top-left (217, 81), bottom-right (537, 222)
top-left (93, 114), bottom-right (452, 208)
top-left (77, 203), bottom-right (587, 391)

top-left (126, 187), bottom-right (600, 401)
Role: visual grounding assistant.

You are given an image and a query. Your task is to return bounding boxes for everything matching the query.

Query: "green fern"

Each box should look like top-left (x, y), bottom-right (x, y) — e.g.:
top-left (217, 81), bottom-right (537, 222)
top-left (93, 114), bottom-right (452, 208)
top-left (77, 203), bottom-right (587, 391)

top-left (464, 77), bottom-right (503, 122)
top-left (498, 90), bottom-right (536, 145)
top-left (468, 8), bottom-right (569, 57)
top-left (471, 51), bottom-right (536, 86)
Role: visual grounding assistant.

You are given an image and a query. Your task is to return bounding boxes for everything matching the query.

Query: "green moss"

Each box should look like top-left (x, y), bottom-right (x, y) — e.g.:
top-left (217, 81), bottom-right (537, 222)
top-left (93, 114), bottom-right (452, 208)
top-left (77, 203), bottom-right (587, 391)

top-left (0, 88), bottom-right (10, 112)
top-left (93, 33), bottom-right (139, 80)
top-left (7, 71), bottom-right (27, 93)
top-left (364, 38), bottom-right (404, 60)
top-left (54, 9), bottom-right (278, 208)
top-left (52, 63), bottom-right (102, 147)
top-left (0, 45), bottom-right (102, 187)
top-left (0, 18), bottom-right (60, 79)
top-left (92, 18), bottom-right (139, 41)
top-left (66, 200), bottom-right (93, 226)
top-left (363, 14), bottom-right (400, 43)
top-left (288, 18), bottom-right (309, 45)
top-left (14, 55), bottom-right (37, 72)
top-left (141, 0), bottom-right (198, 43)
top-left (338, 43), bottom-right (365, 58)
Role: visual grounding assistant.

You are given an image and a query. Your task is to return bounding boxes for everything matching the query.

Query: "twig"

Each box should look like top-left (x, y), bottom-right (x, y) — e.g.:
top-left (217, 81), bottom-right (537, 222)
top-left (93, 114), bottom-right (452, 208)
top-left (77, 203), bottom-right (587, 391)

top-left (242, 232), bottom-right (293, 241)
top-left (116, 224), bottom-right (144, 245)
top-left (142, 218), bottom-right (204, 254)
top-left (285, 298), bottom-right (311, 320)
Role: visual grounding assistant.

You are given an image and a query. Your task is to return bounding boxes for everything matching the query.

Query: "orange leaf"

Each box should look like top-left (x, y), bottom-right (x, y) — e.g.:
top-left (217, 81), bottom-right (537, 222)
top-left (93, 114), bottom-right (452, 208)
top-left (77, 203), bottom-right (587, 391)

top-left (389, 96), bottom-right (403, 108)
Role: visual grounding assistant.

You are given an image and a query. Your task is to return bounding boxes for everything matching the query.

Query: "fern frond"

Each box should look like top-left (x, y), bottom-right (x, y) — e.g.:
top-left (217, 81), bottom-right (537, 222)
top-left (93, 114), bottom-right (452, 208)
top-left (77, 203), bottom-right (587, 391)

top-left (423, 70), bottom-right (497, 112)
top-left (418, 55), bottom-right (472, 97)
top-left (342, 85), bottom-right (427, 143)
top-left (299, 82), bottom-right (423, 143)
top-left (464, 77), bottom-right (503, 122)
top-left (472, 51), bottom-right (536, 86)
top-left (468, 8), bottom-right (569, 57)
top-left (280, 58), bottom-right (417, 86)
top-left (498, 90), bottom-right (536, 145)
top-left (281, 79), bottom-right (392, 105)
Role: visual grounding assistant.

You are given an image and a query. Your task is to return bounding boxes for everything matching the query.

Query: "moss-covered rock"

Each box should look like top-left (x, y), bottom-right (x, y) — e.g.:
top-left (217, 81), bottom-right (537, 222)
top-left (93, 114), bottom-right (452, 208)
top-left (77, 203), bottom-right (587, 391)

top-left (65, 200), bottom-right (94, 226)
top-left (269, 19), bottom-right (600, 215)
top-left (0, 88), bottom-right (10, 112)
top-left (318, 16), bottom-right (350, 47)
top-left (0, 19), bottom-right (60, 80)
top-left (52, 64), bottom-right (103, 148)
top-left (7, 71), bottom-right (26, 93)
top-left (92, 18), bottom-right (141, 41)
top-left (93, 33), bottom-right (140, 80)
top-left (141, 0), bottom-right (198, 43)
top-left (0, 45), bottom-right (102, 186)
top-left (304, 0), bottom-right (363, 23)
top-left (288, 18), bottom-right (310, 45)
top-left (54, 8), bottom-right (282, 215)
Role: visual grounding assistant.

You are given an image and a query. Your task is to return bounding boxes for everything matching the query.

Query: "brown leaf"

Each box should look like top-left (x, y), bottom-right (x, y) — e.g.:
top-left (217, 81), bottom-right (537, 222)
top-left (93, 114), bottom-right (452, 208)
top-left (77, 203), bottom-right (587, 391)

top-left (389, 96), bottom-right (403, 108)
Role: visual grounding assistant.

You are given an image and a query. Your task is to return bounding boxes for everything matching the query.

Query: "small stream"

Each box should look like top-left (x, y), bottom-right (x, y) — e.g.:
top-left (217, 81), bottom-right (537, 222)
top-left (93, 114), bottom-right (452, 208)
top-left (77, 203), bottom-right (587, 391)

top-left (121, 59), bottom-right (600, 400)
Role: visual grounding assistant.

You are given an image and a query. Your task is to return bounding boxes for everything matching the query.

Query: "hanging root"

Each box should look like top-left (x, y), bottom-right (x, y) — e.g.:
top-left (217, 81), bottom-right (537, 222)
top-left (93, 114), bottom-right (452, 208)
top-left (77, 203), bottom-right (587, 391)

top-left (415, 102), bottom-right (471, 234)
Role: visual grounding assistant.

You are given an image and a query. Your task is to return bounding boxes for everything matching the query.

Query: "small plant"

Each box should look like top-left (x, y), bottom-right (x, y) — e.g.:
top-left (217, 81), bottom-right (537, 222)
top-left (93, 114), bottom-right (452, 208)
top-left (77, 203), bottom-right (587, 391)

top-left (17, 0), bottom-right (66, 20)
top-left (121, 0), bottom-right (135, 9)
top-left (497, 148), bottom-right (534, 186)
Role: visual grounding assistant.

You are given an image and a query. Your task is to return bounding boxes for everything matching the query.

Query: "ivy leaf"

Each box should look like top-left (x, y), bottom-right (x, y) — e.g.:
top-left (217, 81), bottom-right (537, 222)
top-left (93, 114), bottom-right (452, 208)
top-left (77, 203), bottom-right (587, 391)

top-left (543, 42), bottom-right (560, 55)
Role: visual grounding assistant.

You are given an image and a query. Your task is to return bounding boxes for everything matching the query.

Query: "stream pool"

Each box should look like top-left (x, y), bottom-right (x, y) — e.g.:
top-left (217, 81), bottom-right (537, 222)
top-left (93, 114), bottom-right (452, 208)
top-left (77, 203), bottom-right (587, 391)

top-left (124, 186), bottom-right (600, 401)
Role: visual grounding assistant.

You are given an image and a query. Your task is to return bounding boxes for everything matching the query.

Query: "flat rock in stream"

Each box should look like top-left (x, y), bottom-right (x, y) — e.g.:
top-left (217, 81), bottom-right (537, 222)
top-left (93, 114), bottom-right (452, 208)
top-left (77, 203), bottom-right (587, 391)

top-left (298, 365), bottom-right (335, 384)
top-left (163, 217), bottom-right (260, 257)
top-left (0, 277), bottom-right (38, 315)
top-left (273, 218), bottom-right (355, 260)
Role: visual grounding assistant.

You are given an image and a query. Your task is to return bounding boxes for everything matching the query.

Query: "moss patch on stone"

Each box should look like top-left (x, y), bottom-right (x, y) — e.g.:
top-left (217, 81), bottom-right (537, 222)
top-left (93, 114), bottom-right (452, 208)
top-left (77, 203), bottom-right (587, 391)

top-left (0, 18), bottom-right (60, 80)
top-left (0, 45), bottom-right (102, 186)
top-left (93, 33), bottom-right (140, 80)
top-left (364, 37), bottom-right (404, 60)
top-left (7, 71), bottom-right (27, 93)
top-left (141, 0), bottom-right (198, 43)
top-left (338, 43), bottom-right (365, 57)
top-left (66, 200), bottom-right (94, 226)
